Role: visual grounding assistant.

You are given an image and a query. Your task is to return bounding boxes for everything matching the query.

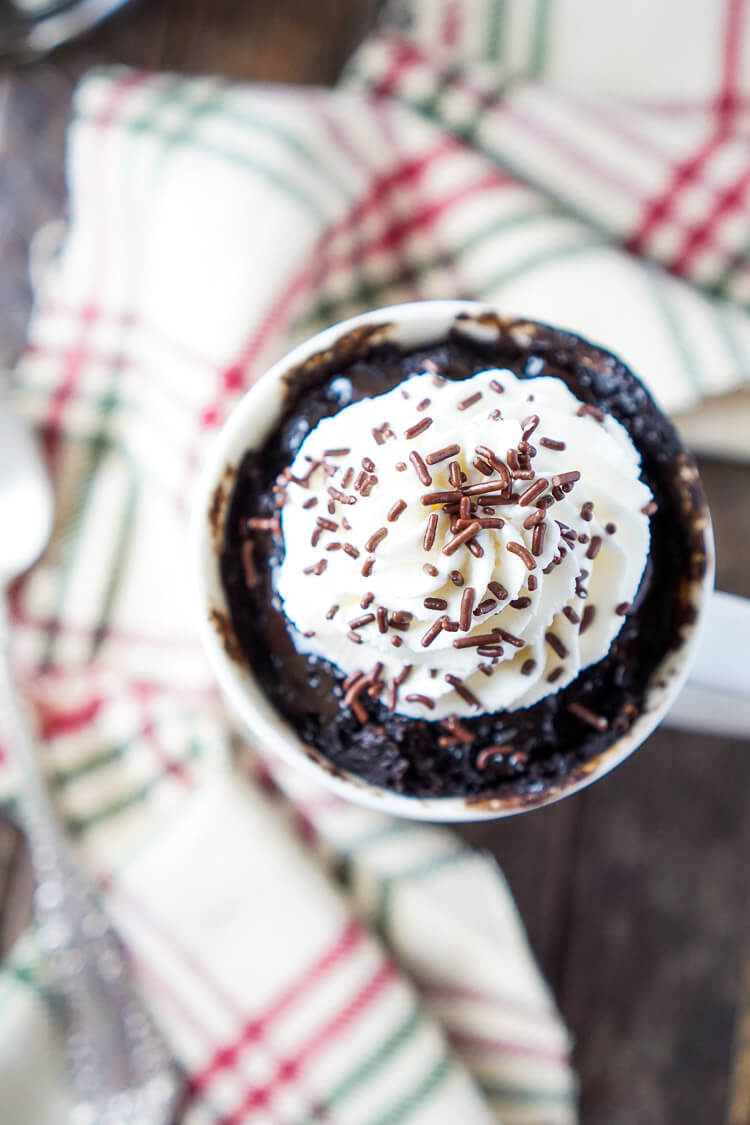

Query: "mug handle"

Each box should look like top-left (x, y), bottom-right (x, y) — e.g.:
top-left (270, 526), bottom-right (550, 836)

top-left (664, 590), bottom-right (750, 738)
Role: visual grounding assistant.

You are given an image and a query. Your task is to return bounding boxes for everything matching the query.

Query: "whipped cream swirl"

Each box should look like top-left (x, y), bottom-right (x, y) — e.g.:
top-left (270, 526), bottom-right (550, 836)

top-left (275, 368), bottom-right (653, 720)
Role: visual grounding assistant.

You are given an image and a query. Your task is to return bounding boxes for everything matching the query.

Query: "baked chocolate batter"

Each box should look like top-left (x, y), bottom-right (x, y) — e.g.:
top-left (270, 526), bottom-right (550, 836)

top-left (219, 316), bottom-right (705, 799)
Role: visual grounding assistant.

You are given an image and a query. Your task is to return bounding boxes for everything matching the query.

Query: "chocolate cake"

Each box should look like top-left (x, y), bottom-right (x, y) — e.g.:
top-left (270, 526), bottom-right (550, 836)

top-left (218, 315), bottom-right (706, 800)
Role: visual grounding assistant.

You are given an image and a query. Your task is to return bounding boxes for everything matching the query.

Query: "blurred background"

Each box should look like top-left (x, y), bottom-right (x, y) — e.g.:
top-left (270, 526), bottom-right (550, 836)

top-left (0, 3), bottom-right (749, 1123)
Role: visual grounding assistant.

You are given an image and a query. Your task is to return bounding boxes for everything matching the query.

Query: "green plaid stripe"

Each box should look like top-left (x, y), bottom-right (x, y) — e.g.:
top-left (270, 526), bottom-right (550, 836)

top-left (299, 202), bottom-right (598, 334)
top-left (75, 79), bottom-right (347, 224)
top-left (642, 265), bottom-right (704, 393)
top-left (483, 1080), bottom-right (575, 1106)
top-left (485, 0), bottom-right (506, 61)
top-left (529, 0), bottom-right (553, 75)
top-left (366, 1052), bottom-right (454, 1125)
top-left (375, 848), bottom-right (470, 935)
top-left (309, 1006), bottom-right (422, 1117)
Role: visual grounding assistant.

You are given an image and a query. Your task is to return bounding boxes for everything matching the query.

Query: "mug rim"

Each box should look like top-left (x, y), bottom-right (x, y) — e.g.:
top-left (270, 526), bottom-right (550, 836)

top-left (191, 299), bottom-right (716, 822)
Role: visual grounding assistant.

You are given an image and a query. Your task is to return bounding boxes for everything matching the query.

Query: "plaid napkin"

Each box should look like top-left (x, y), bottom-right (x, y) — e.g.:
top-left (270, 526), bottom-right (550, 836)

top-left (3, 0), bottom-right (750, 1121)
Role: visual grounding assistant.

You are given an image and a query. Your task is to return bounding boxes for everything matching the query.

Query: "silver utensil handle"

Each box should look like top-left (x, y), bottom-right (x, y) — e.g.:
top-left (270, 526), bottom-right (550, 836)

top-left (0, 601), bottom-right (182, 1125)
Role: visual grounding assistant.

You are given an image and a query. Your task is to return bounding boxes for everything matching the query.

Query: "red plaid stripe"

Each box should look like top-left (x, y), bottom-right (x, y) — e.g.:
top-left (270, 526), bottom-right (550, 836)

top-left (189, 917), bottom-right (364, 1093)
top-left (217, 962), bottom-right (398, 1124)
top-left (44, 72), bottom-right (151, 470)
top-left (627, 0), bottom-right (746, 257)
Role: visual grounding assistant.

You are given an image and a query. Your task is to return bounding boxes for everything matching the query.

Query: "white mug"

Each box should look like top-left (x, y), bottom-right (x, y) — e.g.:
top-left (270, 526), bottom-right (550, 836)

top-left (191, 300), bottom-right (748, 822)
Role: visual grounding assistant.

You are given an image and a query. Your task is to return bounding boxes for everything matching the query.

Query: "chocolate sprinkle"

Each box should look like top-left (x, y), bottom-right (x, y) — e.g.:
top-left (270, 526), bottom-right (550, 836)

top-left (510, 597), bottom-right (532, 609)
top-left (328, 486), bottom-right (356, 506)
top-left (450, 570), bottom-right (465, 586)
top-left (302, 497), bottom-right (318, 509)
top-left (421, 618), bottom-right (445, 648)
top-left (531, 523), bottom-right (546, 557)
top-left (241, 540), bottom-right (257, 589)
top-left (545, 631), bottom-right (568, 658)
top-left (303, 559), bottom-right (327, 575)
top-left (498, 628), bottom-right (525, 648)
top-left (365, 527), bottom-right (388, 552)
top-left (443, 520), bottom-right (482, 556)
top-left (518, 478), bottom-right (549, 506)
top-left (568, 701), bottom-right (609, 731)
top-left (423, 512), bottom-right (439, 551)
top-left (325, 604), bottom-right (339, 620)
top-left (445, 674), bottom-right (481, 709)
top-left (521, 659), bottom-right (536, 675)
top-left (343, 543), bottom-right (360, 558)
top-left (580, 605), bottom-right (596, 633)
top-left (424, 597), bottom-right (448, 610)
top-left (547, 667), bottom-right (564, 683)
top-left (642, 501), bottom-right (658, 516)
top-left (528, 574), bottom-right (538, 591)
top-left (523, 510), bottom-right (545, 531)
top-left (361, 557), bottom-right (375, 577)
top-left (458, 391), bottom-right (482, 410)
top-left (552, 470), bottom-right (581, 487)
top-left (423, 563), bottom-right (439, 576)
top-left (409, 451), bottom-right (432, 486)
top-left (426, 443), bottom-right (461, 465)
top-left (508, 541), bottom-right (536, 569)
top-left (453, 632), bottom-right (500, 649)
top-left (577, 403), bottom-right (605, 422)
top-left (422, 490), bottom-right (463, 506)
top-left (563, 606), bottom-right (580, 624)
top-left (459, 586), bottom-right (475, 631)
top-left (404, 417), bottom-right (433, 440)
top-left (349, 613), bottom-right (375, 630)
top-left (474, 598), bottom-right (497, 616)
top-left (324, 448), bottom-right (350, 457)
top-left (539, 437), bottom-right (566, 450)
top-left (405, 694), bottom-right (435, 710)
top-left (586, 536), bottom-right (602, 560)
top-left (489, 379), bottom-right (504, 393)
top-left (488, 581), bottom-right (508, 601)
top-left (615, 602), bottom-right (631, 615)
top-left (463, 480), bottom-right (509, 498)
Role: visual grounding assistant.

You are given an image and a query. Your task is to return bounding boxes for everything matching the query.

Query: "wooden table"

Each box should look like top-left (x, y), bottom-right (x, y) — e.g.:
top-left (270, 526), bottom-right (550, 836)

top-left (1, 4), bottom-right (748, 1122)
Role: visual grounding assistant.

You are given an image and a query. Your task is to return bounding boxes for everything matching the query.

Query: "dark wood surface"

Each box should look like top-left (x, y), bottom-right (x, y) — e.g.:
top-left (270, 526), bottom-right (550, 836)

top-left (1, 4), bottom-right (748, 1123)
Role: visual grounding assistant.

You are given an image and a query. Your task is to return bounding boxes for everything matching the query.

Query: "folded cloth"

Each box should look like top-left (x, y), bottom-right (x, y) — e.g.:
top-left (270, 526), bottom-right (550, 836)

top-left (3, 0), bottom-right (750, 1121)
